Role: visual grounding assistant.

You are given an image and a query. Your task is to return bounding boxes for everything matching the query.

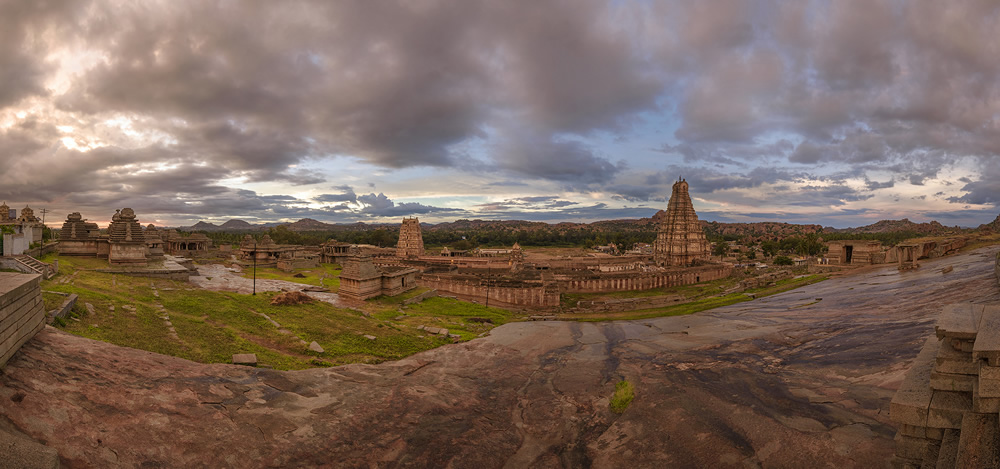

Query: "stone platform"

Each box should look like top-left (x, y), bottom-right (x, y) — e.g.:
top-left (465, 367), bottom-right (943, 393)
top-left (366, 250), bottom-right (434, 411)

top-left (96, 255), bottom-right (193, 280)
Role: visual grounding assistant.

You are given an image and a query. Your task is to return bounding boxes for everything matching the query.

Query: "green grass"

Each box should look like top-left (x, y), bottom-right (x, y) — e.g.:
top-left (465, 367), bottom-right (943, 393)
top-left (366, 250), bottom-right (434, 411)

top-left (40, 255), bottom-right (512, 370)
top-left (610, 380), bottom-right (635, 413)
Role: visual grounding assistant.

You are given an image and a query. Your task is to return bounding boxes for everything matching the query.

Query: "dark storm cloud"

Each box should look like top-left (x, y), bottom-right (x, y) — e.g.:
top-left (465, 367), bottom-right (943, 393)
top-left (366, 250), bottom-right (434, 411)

top-left (949, 165), bottom-right (1000, 207)
top-left (356, 193), bottom-right (464, 218)
top-left (645, 166), bottom-right (808, 194)
top-left (314, 186), bottom-right (358, 204)
top-left (475, 204), bottom-right (658, 223)
top-left (4, 0), bottom-right (1000, 224)
top-left (496, 132), bottom-right (625, 185)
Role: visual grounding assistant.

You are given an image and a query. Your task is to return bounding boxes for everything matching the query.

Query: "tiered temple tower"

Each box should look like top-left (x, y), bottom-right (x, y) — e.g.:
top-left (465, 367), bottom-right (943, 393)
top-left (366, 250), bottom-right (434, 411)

top-left (108, 208), bottom-right (148, 266)
top-left (396, 217), bottom-right (424, 258)
top-left (653, 178), bottom-right (710, 267)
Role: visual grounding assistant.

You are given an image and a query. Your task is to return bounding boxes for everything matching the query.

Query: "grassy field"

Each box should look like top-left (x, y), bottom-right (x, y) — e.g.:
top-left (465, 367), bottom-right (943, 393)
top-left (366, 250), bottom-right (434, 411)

top-left (34, 252), bottom-right (831, 368)
top-left (38, 254), bottom-right (516, 370)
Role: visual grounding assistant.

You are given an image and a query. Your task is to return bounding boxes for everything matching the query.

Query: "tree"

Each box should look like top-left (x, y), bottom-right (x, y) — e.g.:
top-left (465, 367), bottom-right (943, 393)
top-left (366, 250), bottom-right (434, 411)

top-left (761, 240), bottom-right (779, 258)
top-left (774, 256), bottom-right (794, 266)
top-left (795, 233), bottom-right (824, 256)
top-left (712, 240), bottom-right (730, 259)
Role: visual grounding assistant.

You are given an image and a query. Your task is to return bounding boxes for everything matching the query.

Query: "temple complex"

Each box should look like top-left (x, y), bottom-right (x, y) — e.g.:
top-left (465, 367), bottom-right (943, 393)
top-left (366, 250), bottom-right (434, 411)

top-left (339, 246), bottom-right (418, 301)
top-left (396, 217), bottom-right (425, 258)
top-left (653, 178), bottom-right (710, 267)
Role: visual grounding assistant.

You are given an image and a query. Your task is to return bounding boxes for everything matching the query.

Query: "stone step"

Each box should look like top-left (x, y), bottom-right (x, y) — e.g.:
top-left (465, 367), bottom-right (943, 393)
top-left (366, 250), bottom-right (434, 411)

top-left (974, 305), bottom-right (1000, 366)
top-left (936, 428), bottom-right (961, 468)
top-left (954, 412), bottom-right (1000, 468)
top-left (891, 335), bottom-right (940, 427)
top-left (935, 338), bottom-right (977, 375)
top-left (936, 303), bottom-right (979, 341)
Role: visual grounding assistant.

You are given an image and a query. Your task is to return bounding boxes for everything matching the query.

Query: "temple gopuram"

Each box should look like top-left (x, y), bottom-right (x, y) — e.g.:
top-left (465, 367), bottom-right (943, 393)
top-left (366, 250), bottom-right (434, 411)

top-left (653, 178), bottom-right (711, 267)
top-left (396, 217), bottom-right (425, 258)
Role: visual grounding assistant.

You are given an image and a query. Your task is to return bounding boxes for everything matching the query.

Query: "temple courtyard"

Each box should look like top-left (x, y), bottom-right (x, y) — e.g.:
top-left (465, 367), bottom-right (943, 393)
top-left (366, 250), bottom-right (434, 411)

top-left (3, 245), bottom-right (998, 467)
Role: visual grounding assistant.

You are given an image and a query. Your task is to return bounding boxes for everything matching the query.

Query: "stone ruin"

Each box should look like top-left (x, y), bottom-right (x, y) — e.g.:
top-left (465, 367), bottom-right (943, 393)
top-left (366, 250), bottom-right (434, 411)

top-left (396, 217), bottom-right (425, 258)
top-left (653, 178), bottom-right (710, 267)
top-left (108, 208), bottom-right (148, 266)
top-left (891, 303), bottom-right (1000, 467)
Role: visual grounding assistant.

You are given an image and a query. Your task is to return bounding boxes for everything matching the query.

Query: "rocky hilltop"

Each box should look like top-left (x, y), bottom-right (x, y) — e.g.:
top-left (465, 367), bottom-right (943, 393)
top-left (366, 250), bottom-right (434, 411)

top-left (980, 213), bottom-right (1000, 232)
top-left (828, 218), bottom-right (955, 235)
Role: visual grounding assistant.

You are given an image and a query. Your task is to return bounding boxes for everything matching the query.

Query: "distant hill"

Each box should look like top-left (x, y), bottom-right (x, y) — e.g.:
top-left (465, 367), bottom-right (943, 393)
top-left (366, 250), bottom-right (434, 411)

top-left (828, 218), bottom-right (955, 235)
top-left (282, 218), bottom-right (339, 231)
top-left (220, 219), bottom-right (255, 230)
top-left (187, 221), bottom-right (220, 231)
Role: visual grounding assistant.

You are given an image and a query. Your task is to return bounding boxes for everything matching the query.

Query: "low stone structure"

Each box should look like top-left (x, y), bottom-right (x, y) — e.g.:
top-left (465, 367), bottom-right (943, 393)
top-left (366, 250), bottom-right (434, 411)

top-left (319, 240), bottom-right (352, 264)
top-left (826, 240), bottom-right (884, 265)
top-left (239, 235), bottom-right (314, 267)
top-left (0, 273), bottom-right (45, 369)
top-left (396, 217), bottom-right (425, 258)
top-left (339, 247), bottom-right (418, 301)
top-left (653, 178), bottom-right (710, 267)
top-left (419, 272), bottom-right (560, 308)
top-left (890, 302), bottom-right (1000, 467)
top-left (162, 230), bottom-right (213, 256)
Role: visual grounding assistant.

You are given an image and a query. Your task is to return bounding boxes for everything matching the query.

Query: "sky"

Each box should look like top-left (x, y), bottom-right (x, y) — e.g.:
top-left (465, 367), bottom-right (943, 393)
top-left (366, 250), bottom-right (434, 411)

top-left (2, 0), bottom-right (1000, 229)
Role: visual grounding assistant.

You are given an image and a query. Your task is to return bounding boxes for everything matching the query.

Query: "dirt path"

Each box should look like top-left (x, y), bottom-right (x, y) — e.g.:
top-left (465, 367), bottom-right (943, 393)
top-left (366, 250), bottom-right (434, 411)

top-left (2, 247), bottom-right (998, 467)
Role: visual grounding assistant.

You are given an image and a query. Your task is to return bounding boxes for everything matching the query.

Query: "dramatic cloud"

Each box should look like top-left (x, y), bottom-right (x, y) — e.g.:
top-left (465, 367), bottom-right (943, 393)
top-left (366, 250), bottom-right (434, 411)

top-left (1, 0), bottom-right (999, 227)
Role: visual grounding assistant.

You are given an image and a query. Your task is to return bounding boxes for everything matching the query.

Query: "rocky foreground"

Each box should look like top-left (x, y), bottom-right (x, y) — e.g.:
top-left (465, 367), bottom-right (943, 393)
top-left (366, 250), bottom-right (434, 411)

top-left (2, 247), bottom-right (1000, 468)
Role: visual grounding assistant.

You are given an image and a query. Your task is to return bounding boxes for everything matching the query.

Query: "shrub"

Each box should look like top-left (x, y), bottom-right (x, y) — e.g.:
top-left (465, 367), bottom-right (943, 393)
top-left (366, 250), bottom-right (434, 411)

top-left (774, 256), bottom-right (794, 266)
top-left (610, 380), bottom-right (635, 413)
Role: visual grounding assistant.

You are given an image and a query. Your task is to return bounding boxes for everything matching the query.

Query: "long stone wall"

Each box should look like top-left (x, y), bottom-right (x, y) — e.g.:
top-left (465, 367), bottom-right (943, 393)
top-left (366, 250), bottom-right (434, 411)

top-left (419, 264), bottom-right (732, 309)
top-left (418, 275), bottom-right (560, 308)
top-left (557, 264), bottom-right (732, 294)
top-left (0, 273), bottom-right (45, 369)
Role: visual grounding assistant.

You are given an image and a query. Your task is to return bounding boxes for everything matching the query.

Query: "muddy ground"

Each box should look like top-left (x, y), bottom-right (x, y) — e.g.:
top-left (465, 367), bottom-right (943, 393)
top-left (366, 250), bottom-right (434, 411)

top-left (2, 247), bottom-right (999, 468)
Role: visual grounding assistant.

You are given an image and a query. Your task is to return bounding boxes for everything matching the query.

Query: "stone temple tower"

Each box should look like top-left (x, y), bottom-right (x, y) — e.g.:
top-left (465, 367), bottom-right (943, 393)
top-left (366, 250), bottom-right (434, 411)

top-left (396, 217), bottom-right (425, 258)
top-left (653, 178), bottom-right (710, 267)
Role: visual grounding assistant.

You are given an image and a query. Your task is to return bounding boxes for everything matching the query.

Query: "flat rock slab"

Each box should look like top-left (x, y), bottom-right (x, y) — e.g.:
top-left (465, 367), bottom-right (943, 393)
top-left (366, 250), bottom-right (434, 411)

top-left (232, 353), bottom-right (257, 366)
top-left (1, 247), bottom-right (999, 467)
top-left (308, 341), bottom-right (324, 353)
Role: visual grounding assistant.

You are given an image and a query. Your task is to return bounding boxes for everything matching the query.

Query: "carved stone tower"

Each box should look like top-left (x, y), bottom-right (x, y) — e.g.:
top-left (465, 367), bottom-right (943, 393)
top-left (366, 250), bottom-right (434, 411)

top-left (653, 178), bottom-right (710, 267)
top-left (108, 208), bottom-right (148, 266)
top-left (396, 217), bottom-right (424, 258)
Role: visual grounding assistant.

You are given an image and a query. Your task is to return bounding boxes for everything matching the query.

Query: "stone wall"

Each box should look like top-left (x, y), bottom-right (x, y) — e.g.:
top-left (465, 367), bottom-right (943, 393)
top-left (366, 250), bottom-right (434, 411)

top-left (0, 273), bottom-right (45, 369)
top-left (2, 231), bottom-right (30, 257)
top-left (277, 257), bottom-right (319, 272)
top-left (418, 274), bottom-right (560, 308)
top-left (558, 264), bottom-right (732, 294)
top-left (403, 289), bottom-right (438, 305)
